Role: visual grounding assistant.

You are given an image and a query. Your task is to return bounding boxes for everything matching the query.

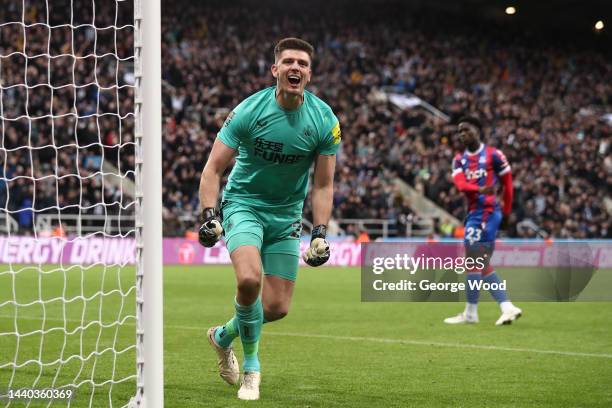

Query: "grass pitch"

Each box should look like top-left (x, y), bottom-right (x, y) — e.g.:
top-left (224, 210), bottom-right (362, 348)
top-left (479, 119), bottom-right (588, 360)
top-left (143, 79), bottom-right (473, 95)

top-left (1, 265), bottom-right (612, 407)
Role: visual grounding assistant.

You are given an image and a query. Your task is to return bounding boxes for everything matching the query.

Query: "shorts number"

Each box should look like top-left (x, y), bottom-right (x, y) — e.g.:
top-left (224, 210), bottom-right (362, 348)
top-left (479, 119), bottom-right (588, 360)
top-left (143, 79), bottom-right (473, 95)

top-left (465, 227), bottom-right (482, 244)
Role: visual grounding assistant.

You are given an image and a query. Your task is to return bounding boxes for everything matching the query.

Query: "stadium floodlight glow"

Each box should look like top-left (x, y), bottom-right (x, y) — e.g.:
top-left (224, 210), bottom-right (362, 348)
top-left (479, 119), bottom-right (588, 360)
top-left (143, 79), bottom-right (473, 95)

top-left (594, 20), bottom-right (604, 31)
top-left (505, 6), bottom-right (517, 15)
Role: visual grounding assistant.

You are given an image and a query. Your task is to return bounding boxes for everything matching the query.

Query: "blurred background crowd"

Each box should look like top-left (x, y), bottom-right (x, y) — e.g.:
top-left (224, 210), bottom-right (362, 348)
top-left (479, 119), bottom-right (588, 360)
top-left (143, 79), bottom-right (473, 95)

top-left (1, 0), bottom-right (610, 239)
top-left (1, 1), bottom-right (134, 235)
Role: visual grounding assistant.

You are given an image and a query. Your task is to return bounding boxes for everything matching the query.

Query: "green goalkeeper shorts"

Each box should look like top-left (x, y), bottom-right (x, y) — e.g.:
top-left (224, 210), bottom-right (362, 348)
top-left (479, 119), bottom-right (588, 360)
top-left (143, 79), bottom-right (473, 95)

top-left (221, 201), bottom-right (302, 281)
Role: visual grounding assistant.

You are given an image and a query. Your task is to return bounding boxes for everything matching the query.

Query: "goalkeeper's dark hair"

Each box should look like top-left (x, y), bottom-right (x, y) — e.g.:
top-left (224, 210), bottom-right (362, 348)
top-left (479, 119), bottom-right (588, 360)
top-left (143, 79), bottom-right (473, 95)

top-left (457, 115), bottom-right (483, 136)
top-left (274, 37), bottom-right (315, 62)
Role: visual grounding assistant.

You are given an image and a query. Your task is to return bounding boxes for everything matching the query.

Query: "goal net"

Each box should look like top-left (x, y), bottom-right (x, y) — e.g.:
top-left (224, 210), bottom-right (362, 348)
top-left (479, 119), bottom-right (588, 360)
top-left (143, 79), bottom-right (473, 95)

top-left (0, 0), bottom-right (160, 406)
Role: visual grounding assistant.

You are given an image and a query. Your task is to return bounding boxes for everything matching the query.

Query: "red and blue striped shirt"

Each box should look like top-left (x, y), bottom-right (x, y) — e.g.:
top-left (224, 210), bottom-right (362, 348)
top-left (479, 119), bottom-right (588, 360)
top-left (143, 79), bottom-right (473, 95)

top-left (452, 144), bottom-right (513, 216)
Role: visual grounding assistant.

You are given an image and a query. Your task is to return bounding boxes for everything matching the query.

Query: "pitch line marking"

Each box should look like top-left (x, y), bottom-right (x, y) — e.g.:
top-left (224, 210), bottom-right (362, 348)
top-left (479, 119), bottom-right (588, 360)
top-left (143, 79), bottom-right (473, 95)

top-left (261, 331), bottom-right (612, 360)
top-left (2, 314), bottom-right (611, 360)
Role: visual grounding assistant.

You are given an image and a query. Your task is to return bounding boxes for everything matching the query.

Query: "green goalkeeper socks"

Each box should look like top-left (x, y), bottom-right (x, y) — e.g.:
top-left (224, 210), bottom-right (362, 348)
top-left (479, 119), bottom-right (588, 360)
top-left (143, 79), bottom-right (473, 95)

top-left (214, 316), bottom-right (239, 348)
top-left (214, 313), bottom-right (270, 349)
top-left (235, 296), bottom-right (263, 372)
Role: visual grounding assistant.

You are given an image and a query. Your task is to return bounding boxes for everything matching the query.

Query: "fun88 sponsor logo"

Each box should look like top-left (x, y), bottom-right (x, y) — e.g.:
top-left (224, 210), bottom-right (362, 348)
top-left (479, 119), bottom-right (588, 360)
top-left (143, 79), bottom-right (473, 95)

top-left (465, 168), bottom-right (487, 180)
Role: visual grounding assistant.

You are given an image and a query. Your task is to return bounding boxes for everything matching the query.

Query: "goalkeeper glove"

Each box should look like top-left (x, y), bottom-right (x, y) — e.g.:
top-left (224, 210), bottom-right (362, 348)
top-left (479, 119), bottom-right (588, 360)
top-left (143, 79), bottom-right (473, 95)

top-left (303, 224), bottom-right (330, 267)
top-left (198, 208), bottom-right (223, 248)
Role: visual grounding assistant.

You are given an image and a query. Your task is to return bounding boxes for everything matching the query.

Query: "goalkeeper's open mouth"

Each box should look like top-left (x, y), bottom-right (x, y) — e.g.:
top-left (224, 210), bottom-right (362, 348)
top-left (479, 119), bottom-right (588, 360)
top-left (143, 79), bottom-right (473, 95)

top-left (287, 74), bottom-right (301, 87)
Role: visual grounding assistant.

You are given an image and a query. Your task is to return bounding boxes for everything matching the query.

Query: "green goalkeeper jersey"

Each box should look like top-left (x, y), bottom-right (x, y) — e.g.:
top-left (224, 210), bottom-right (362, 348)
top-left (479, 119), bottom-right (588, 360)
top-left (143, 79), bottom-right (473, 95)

top-left (217, 86), bottom-right (341, 210)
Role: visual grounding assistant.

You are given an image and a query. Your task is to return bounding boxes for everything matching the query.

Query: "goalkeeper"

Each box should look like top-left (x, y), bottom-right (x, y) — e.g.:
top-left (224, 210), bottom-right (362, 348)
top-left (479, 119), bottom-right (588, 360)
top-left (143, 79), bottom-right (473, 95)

top-left (198, 37), bottom-right (341, 401)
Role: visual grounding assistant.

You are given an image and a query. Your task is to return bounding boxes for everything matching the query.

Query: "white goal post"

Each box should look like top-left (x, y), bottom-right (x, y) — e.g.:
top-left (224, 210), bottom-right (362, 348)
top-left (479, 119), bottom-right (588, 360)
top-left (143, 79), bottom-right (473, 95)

top-left (0, 0), bottom-right (163, 406)
top-left (136, 0), bottom-right (164, 406)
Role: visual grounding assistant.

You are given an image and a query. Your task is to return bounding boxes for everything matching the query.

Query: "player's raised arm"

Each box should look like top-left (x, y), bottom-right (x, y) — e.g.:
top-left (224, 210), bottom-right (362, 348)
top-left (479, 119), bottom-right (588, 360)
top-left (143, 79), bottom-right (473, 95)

top-left (312, 153), bottom-right (336, 226)
top-left (303, 153), bottom-right (336, 266)
top-left (197, 138), bottom-right (236, 247)
top-left (199, 138), bottom-right (236, 209)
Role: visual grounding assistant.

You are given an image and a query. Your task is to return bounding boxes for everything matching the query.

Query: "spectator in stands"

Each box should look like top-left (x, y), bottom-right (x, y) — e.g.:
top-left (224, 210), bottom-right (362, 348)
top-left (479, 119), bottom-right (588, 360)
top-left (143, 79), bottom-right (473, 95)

top-left (2, 0), bottom-right (610, 239)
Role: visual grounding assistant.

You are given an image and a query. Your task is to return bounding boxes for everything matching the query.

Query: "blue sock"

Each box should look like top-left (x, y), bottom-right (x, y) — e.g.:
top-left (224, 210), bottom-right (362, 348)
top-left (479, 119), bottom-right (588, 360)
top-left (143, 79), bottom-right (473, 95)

top-left (484, 271), bottom-right (508, 303)
top-left (235, 297), bottom-right (263, 372)
top-left (466, 272), bottom-right (481, 305)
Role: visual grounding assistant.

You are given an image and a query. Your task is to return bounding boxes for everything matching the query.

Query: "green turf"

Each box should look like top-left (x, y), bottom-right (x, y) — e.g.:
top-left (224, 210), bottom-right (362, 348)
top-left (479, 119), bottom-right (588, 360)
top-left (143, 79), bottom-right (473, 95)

top-left (0, 264), bottom-right (137, 407)
top-left (1, 265), bottom-right (612, 407)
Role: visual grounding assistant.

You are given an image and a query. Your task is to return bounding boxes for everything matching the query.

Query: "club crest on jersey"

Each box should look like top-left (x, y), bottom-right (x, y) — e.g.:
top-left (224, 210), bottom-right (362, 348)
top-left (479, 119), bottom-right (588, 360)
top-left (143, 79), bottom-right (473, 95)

top-left (253, 137), bottom-right (305, 164)
top-left (303, 126), bottom-right (314, 138)
top-left (465, 168), bottom-right (487, 180)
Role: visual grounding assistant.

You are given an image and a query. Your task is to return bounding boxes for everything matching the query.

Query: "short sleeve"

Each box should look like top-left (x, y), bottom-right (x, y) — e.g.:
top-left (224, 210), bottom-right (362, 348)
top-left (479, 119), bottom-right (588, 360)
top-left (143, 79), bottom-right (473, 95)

top-left (217, 102), bottom-right (249, 149)
top-left (451, 154), bottom-right (464, 177)
top-left (492, 149), bottom-right (511, 175)
top-left (318, 113), bottom-right (341, 156)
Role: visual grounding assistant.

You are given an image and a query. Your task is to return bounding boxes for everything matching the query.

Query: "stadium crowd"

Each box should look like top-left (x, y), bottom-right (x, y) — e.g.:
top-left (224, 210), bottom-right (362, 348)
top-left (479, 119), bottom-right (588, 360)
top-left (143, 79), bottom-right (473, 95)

top-left (159, 0), bottom-right (611, 238)
top-left (1, 1), bottom-right (135, 234)
top-left (1, 0), bottom-right (610, 238)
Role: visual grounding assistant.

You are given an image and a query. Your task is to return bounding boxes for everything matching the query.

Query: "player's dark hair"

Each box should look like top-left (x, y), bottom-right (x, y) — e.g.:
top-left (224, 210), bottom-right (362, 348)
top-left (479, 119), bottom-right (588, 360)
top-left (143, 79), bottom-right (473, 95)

top-left (274, 37), bottom-right (315, 62)
top-left (457, 116), bottom-right (483, 136)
